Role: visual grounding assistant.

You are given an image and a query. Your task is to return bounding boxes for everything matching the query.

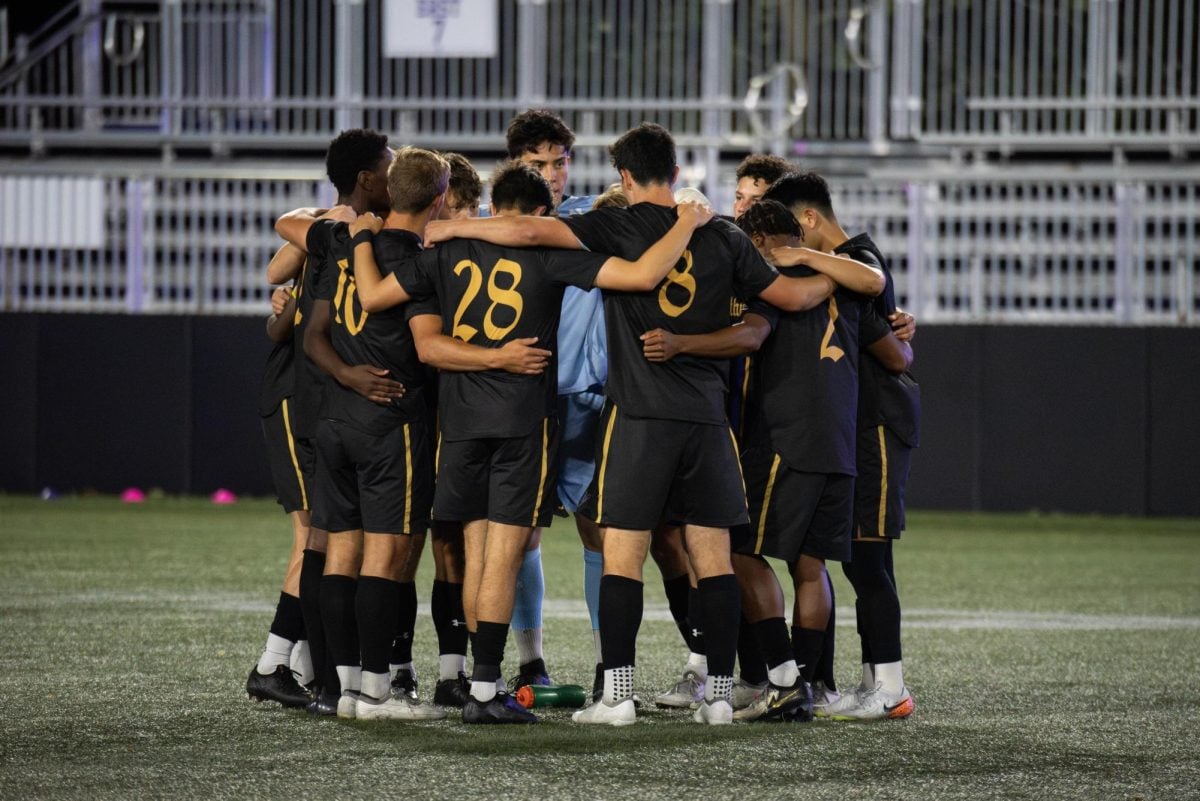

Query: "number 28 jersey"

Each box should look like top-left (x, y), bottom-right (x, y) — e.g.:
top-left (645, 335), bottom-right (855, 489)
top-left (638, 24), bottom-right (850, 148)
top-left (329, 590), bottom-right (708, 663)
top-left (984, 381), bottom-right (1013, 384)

top-left (398, 239), bottom-right (608, 441)
top-left (563, 203), bottom-right (779, 425)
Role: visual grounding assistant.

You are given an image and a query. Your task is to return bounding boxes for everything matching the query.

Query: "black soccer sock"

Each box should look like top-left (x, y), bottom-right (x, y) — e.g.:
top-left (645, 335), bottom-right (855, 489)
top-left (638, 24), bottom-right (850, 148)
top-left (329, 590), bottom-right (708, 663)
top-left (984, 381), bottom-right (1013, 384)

top-left (737, 612), bottom-right (768, 685)
top-left (753, 617), bottom-right (794, 673)
top-left (599, 575), bottom-right (643, 669)
top-left (697, 574), bottom-right (739, 679)
top-left (356, 576), bottom-right (401, 677)
top-left (687, 585), bottom-right (706, 656)
top-left (846, 540), bottom-right (902, 665)
top-left (391, 580), bottom-right (418, 665)
top-left (661, 574), bottom-right (692, 650)
top-left (470, 621), bottom-right (508, 684)
top-left (432, 579), bottom-right (468, 656)
top-left (319, 575), bottom-right (359, 682)
top-left (269, 591), bottom-right (306, 643)
top-left (791, 625), bottom-right (826, 684)
top-left (519, 658), bottom-right (547, 677)
top-left (299, 549), bottom-right (328, 688)
top-left (816, 575), bottom-right (837, 690)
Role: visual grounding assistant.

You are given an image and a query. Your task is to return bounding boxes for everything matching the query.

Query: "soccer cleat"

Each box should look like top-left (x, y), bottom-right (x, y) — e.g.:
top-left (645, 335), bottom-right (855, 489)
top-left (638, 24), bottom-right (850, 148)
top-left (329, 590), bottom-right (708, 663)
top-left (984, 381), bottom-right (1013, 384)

top-left (306, 690), bottom-right (338, 717)
top-left (509, 671), bottom-right (552, 692)
top-left (730, 678), bottom-right (768, 711)
top-left (356, 693), bottom-right (448, 721)
top-left (735, 680), bottom-right (813, 723)
top-left (692, 698), bottom-right (733, 725)
top-left (336, 692), bottom-right (359, 719)
top-left (391, 668), bottom-right (418, 701)
top-left (571, 698), bottom-right (636, 726)
top-left (653, 670), bottom-right (705, 709)
top-left (462, 693), bottom-right (538, 724)
top-left (433, 673), bottom-right (471, 707)
top-left (246, 665), bottom-right (311, 708)
top-left (830, 684), bottom-right (914, 721)
top-left (811, 680), bottom-right (842, 717)
top-left (818, 685), bottom-right (866, 718)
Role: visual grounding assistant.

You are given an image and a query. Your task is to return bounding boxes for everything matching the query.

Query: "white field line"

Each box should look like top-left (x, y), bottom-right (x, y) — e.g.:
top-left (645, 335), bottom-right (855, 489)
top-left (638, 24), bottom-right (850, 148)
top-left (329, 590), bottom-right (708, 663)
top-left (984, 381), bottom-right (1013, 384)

top-left (4, 592), bottom-right (1200, 631)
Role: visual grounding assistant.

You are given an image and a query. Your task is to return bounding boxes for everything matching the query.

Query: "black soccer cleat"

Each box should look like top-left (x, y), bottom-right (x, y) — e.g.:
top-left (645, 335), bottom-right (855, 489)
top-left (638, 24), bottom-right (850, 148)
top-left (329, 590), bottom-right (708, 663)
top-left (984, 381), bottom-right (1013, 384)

top-left (510, 659), bottom-right (552, 692)
top-left (433, 673), bottom-right (470, 707)
top-left (462, 693), bottom-right (538, 724)
top-left (754, 680), bottom-right (814, 723)
top-left (246, 665), bottom-right (311, 708)
top-left (391, 668), bottom-right (418, 701)
top-left (306, 689), bottom-right (339, 717)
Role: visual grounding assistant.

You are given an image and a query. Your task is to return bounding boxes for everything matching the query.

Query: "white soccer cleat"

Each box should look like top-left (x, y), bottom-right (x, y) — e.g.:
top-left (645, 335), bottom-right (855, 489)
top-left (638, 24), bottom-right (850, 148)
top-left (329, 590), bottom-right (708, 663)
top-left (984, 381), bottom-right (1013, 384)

top-left (356, 694), bottom-right (448, 721)
top-left (830, 683), bottom-right (914, 721)
top-left (336, 692), bottom-right (358, 720)
top-left (692, 698), bottom-right (733, 725)
top-left (811, 680), bottom-right (841, 716)
top-left (817, 684), bottom-right (865, 718)
top-left (572, 698), bottom-right (637, 726)
top-left (654, 670), bottom-right (705, 709)
top-left (730, 678), bottom-right (768, 711)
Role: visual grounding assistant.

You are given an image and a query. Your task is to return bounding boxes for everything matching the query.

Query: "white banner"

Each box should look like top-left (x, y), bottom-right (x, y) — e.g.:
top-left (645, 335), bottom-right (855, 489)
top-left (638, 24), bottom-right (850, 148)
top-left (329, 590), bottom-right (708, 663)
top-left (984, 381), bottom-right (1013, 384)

top-left (383, 0), bottom-right (499, 59)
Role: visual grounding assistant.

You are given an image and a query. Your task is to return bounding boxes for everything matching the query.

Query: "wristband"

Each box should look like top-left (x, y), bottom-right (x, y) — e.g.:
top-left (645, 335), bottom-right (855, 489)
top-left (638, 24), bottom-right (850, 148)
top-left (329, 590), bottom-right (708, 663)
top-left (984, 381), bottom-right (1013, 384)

top-left (351, 229), bottom-right (374, 248)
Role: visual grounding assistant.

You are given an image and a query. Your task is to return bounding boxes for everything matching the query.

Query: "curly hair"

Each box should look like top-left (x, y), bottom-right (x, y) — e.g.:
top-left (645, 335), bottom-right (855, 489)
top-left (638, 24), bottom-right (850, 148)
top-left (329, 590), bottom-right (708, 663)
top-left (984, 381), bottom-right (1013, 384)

top-left (735, 154), bottom-right (796, 185)
top-left (325, 128), bottom-right (390, 196)
top-left (735, 199), bottom-right (803, 240)
top-left (506, 110), bottom-right (575, 158)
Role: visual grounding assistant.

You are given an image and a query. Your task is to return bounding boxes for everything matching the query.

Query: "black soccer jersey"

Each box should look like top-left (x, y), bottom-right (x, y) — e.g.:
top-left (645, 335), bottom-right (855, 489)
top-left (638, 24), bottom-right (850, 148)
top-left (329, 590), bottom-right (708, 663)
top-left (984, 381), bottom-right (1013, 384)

top-left (563, 203), bottom-right (779, 425)
top-left (308, 220), bottom-right (429, 434)
top-left (836, 233), bottom-right (922, 447)
top-left (289, 251), bottom-right (329, 440)
top-left (743, 266), bottom-right (866, 475)
top-left (397, 239), bottom-right (608, 441)
top-left (257, 332), bottom-right (293, 417)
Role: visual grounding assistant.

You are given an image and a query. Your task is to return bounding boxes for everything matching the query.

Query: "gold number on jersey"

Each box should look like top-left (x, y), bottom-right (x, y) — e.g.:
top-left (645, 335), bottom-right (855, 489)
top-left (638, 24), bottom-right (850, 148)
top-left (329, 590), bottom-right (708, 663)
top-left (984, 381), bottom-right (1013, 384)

top-left (333, 258), bottom-right (368, 336)
top-left (292, 265), bottom-right (305, 327)
top-left (657, 249), bottom-right (696, 318)
top-left (819, 296), bottom-right (845, 362)
top-left (451, 257), bottom-right (525, 342)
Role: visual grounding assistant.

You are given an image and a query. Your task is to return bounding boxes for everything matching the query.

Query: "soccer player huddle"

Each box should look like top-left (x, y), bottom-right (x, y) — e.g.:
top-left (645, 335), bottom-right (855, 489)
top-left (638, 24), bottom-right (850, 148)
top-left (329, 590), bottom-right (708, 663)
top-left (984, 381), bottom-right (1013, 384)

top-left (246, 110), bottom-right (921, 727)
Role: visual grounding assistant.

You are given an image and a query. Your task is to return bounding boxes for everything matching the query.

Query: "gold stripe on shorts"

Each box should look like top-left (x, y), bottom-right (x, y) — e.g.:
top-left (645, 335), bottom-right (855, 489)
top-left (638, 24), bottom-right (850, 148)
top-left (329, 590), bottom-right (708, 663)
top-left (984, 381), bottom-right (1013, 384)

top-left (595, 405), bottom-right (618, 524)
top-left (280, 398), bottom-right (308, 511)
top-left (403, 423), bottom-right (413, 533)
top-left (728, 427), bottom-right (747, 499)
top-left (877, 425), bottom-right (888, 536)
top-left (753, 453), bottom-right (782, 555)
top-left (531, 418), bottom-right (550, 526)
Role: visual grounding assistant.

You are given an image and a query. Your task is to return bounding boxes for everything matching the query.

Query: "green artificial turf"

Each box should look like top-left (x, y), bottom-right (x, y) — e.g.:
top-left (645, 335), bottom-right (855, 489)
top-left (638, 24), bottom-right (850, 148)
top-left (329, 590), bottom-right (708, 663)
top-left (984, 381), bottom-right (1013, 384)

top-left (0, 496), bottom-right (1197, 800)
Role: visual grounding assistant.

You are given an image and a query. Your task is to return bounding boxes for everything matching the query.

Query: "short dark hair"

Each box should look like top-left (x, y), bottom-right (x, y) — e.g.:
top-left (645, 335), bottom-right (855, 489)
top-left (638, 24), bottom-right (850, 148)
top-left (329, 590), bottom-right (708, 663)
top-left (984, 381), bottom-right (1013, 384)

top-left (489, 161), bottom-right (554, 215)
top-left (763, 172), bottom-right (836, 220)
top-left (506, 110), bottom-right (575, 158)
top-left (736, 199), bottom-right (802, 240)
top-left (325, 128), bottom-right (390, 196)
top-left (387, 146), bottom-right (450, 214)
top-left (608, 123), bottom-right (676, 186)
top-left (735, 154), bottom-right (795, 185)
top-left (443, 152), bottom-right (482, 208)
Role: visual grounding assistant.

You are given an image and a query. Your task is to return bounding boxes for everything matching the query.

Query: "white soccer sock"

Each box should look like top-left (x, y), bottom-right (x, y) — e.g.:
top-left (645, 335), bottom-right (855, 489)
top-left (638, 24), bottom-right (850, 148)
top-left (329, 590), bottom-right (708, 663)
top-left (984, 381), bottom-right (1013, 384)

top-left (290, 640), bottom-right (315, 687)
top-left (706, 675), bottom-right (733, 703)
top-left (603, 666), bottom-right (635, 703)
top-left (874, 661), bottom-right (905, 695)
top-left (439, 653), bottom-right (467, 681)
top-left (471, 680), bottom-right (497, 703)
top-left (513, 627), bottom-right (543, 666)
top-left (361, 670), bottom-right (390, 702)
top-left (685, 652), bottom-right (708, 679)
top-left (592, 629), bottom-right (603, 665)
top-left (256, 633), bottom-right (294, 675)
top-left (767, 660), bottom-right (799, 688)
top-left (335, 664), bottom-right (361, 695)
top-left (860, 662), bottom-right (876, 691)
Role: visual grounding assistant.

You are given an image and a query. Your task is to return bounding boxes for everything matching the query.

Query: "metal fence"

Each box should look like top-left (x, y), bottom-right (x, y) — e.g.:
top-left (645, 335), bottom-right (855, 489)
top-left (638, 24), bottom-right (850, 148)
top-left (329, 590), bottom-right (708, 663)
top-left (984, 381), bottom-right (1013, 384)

top-left (2, 164), bottom-right (1196, 324)
top-left (1, 0), bottom-right (1196, 154)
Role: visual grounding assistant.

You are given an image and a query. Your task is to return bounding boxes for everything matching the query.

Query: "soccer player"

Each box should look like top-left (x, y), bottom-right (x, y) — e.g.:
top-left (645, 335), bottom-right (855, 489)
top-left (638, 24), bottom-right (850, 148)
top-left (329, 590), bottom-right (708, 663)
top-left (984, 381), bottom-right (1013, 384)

top-left (733, 154), bottom-right (797, 219)
top-left (349, 160), bottom-right (714, 723)
top-left (424, 122), bottom-right (850, 726)
top-left (275, 145), bottom-right (450, 722)
top-left (443, 152), bottom-right (483, 220)
top-left (764, 173), bottom-right (920, 721)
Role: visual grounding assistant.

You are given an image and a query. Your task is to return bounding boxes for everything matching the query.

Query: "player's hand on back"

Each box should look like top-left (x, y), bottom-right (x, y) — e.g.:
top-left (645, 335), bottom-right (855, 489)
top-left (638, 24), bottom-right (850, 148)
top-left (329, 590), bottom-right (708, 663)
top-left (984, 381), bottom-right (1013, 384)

top-left (350, 212), bottom-right (384, 237)
top-left (640, 328), bottom-right (681, 362)
top-left (341, 364), bottom-right (406, 405)
top-left (495, 337), bottom-right (552, 376)
top-left (320, 204), bottom-right (357, 224)
top-left (676, 200), bottom-right (714, 229)
top-left (423, 220), bottom-right (454, 247)
top-left (270, 286), bottom-right (292, 316)
top-left (889, 308), bottom-right (916, 342)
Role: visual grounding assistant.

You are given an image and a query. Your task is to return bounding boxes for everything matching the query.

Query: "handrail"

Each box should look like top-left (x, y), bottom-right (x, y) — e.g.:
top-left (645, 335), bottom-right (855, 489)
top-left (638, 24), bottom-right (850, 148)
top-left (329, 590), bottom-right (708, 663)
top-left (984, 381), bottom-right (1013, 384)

top-left (0, 10), bottom-right (103, 90)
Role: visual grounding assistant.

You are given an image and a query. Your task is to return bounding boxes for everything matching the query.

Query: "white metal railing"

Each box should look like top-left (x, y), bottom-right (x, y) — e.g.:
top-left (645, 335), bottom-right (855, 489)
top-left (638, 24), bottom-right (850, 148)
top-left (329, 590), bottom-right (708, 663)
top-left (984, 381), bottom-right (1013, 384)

top-left (2, 163), bottom-right (1196, 324)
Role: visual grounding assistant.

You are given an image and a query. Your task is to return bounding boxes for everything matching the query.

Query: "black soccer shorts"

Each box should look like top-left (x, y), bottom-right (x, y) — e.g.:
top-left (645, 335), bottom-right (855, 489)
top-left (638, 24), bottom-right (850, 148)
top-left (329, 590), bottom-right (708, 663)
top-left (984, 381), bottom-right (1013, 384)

top-left (732, 445), bottom-right (853, 563)
top-left (311, 417), bottom-right (433, 535)
top-left (261, 397), bottom-right (315, 514)
top-left (578, 402), bottom-right (749, 531)
top-left (432, 416), bottom-right (560, 528)
top-left (853, 424), bottom-right (912, 540)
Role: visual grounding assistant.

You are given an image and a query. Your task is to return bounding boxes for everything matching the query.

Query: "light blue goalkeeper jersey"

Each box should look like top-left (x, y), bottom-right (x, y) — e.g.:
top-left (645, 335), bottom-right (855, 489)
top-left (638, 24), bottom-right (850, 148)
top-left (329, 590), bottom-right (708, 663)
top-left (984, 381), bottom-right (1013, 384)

top-left (555, 194), bottom-right (606, 394)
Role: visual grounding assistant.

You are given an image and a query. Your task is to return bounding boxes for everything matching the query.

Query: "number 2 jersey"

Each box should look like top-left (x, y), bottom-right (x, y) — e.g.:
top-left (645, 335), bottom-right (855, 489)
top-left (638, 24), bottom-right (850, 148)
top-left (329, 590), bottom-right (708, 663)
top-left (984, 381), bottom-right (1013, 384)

top-left (307, 220), bottom-right (430, 434)
top-left (396, 239), bottom-right (609, 441)
top-left (562, 203), bottom-right (780, 425)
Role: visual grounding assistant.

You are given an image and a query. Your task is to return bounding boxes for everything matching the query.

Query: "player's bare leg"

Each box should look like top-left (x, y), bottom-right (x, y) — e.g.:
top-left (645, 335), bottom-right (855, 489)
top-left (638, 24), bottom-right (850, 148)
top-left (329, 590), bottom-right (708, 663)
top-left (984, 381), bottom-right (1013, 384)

top-left (791, 554), bottom-right (832, 685)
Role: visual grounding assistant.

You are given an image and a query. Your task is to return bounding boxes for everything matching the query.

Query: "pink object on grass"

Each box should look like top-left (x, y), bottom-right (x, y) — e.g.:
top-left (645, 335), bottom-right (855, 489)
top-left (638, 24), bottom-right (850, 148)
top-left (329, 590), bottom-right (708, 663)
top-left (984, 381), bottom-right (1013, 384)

top-left (120, 487), bottom-right (145, 503)
top-left (211, 488), bottom-right (238, 505)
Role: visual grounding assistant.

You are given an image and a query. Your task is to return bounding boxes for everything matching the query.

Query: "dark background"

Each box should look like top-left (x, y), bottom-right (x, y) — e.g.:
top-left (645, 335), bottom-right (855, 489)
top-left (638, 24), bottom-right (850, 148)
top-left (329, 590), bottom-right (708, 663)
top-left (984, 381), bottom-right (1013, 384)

top-left (2, 313), bottom-right (1197, 516)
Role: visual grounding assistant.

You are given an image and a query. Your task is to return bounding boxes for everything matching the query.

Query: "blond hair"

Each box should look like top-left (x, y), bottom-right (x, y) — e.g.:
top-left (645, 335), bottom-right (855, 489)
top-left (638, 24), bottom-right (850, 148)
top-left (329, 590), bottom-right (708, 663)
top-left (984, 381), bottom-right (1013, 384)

top-left (388, 146), bottom-right (450, 213)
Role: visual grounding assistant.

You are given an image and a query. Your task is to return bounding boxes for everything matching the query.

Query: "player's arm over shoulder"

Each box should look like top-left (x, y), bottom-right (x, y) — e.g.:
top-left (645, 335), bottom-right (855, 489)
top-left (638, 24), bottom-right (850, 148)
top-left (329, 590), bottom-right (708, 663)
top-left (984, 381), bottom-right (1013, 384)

top-left (592, 201), bottom-right (714, 292)
top-left (425, 215), bottom-right (582, 250)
